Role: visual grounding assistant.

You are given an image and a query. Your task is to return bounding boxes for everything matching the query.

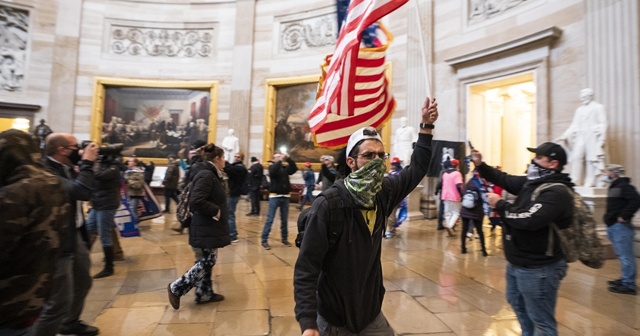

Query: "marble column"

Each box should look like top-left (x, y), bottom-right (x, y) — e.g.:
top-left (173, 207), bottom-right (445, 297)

top-left (585, 0), bottom-right (640, 255)
top-left (229, 0), bottom-right (256, 159)
top-left (48, 0), bottom-right (83, 134)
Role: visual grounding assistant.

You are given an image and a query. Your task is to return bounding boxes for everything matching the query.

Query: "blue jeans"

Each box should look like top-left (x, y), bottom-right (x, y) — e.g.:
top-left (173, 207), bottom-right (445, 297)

top-left (86, 208), bottom-right (117, 247)
top-left (607, 223), bottom-right (637, 290)
top-left (129, 197), bottom-right (142, 223)
top-left (261, 197), bottom-right (289, 244)
top-left (506, 259), bottom-right (567, 336)
top-left (300, 186), bottom-right (315, 208)
top-left (227, 196), bottom-right (240, 239)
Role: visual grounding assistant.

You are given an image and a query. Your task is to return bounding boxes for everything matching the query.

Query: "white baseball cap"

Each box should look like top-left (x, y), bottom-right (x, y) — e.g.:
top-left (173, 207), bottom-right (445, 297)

top-left (346, 126), bottom-right (383, 157)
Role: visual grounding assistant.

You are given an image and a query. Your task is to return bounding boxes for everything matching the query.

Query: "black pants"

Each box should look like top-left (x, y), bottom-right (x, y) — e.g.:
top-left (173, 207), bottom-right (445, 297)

top-left (164, 188), bottom-right (179, 212)
top-left (461, 217), bottom-right (487, 253)
top-left (248, 187), bottom-right (260, 214)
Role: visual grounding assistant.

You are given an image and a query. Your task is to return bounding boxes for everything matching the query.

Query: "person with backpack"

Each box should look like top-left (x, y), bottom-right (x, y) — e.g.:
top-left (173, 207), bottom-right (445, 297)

top-left (172, 140), bottom-right (206, 234)
top-left (124, 158), bottom-right (146, 224)
top-left (294, 96), bottom-right (438, 336)
top-left (471, 142), bottom-right (573, 336)
top-left (602, 164), bottom-right (640, 295)
top-left (224, 152), bottom-right (247, 243)
top-left (167, 144), bottom-right (230, 309)
top-left (460, 170), bottom-right (488, 256)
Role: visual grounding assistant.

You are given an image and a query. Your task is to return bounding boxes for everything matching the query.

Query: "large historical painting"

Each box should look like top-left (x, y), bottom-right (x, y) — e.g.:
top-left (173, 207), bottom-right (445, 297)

top-left (264, 76), bottom-right (338, 167)
top-left (91, 78), bottom-right (218, 163)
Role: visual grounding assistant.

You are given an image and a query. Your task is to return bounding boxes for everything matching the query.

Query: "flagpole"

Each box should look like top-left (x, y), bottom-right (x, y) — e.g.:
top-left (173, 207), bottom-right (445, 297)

top-left (413, 0), bottom-right (432, 97)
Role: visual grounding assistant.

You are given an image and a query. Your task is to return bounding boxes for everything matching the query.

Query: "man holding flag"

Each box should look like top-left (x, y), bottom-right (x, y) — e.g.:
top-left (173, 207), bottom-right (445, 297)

top-left (294, 96), bottom-right (438, 335)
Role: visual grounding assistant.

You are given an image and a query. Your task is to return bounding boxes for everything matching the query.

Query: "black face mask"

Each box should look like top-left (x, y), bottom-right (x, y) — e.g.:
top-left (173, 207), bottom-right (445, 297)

top-left (68, 149), bottom-right (82, 165)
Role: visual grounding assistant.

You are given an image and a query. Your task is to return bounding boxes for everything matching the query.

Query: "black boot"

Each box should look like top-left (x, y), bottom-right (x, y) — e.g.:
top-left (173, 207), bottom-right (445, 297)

top-left (94, 246), bottom-right (114, 278)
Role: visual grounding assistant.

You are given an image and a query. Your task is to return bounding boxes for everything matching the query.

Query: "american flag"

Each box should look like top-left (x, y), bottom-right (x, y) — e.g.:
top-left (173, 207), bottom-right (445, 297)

top-left (309, 0), bottom-right (408, 148)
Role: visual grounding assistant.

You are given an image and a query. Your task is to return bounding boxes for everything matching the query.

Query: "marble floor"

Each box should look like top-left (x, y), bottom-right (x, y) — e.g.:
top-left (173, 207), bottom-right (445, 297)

top-left (82, 200), bottom-right (640, 336)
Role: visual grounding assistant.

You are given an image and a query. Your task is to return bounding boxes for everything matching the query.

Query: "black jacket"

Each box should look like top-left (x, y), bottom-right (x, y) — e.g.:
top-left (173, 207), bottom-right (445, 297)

top-left (224, 161), bottom-right (247, 197)
top-left (294, 133), bottom-right (433, 334)
top-left (460, 177), bottom-right (485, 221)
top-left (604, 177), bottom-right (640, 226)
top-left (188, 162), bottom-right (231, 249)
top-left (476, 163), bottom-right (574, 267)
top-left (249, 162), bottom-right (264, 189)
top-left (91, 161), bottom-right (123, 210)
top-left (268, 157), bottom-right (298, 195)
top-left (316, 164), bottom-right (336, 191)
top-left (45, 157), bottom-right (95, 254)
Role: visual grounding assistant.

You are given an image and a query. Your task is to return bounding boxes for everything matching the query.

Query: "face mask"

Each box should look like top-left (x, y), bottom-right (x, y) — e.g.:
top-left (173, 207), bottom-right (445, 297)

top-left (601, 176), bottom-right (612, 184)
top-left (344, 158), bottom-right (386, 208)
top-left (68, 149), bottom-right (82, 165)
top-left (526, 159), bottom-right (556, 180)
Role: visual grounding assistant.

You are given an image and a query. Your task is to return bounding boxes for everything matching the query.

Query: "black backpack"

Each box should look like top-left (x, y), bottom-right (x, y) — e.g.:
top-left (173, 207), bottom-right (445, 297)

top-left (295, 187), bottom-right (349, 248)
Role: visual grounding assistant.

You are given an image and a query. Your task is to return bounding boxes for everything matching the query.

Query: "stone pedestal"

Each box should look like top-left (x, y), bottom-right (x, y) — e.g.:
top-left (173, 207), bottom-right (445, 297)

top-left (406, 184), bottom-right (425, 221)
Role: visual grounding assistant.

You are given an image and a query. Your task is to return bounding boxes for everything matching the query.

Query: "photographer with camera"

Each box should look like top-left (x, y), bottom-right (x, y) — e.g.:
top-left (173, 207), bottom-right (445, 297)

top-left (86, 144), bottom-right (125, 279)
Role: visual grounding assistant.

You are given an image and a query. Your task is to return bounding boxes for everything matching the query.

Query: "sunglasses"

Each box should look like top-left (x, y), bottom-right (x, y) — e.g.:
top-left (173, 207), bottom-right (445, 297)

top-left (357, 151), bottom-right (390, 160)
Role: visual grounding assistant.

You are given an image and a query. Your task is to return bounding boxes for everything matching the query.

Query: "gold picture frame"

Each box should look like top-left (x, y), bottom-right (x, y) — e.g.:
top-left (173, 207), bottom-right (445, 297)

top-left (90, 77), bottom-right (219, 165)
top-left (263, 73), bottom-right (391, 170)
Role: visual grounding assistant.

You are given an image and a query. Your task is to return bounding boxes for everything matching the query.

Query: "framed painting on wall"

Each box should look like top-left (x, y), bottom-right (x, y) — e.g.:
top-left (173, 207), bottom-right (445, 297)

top-left (90, 77), bottom-right (219, 164)
top-left (263, 75), bottom-right (391, 170)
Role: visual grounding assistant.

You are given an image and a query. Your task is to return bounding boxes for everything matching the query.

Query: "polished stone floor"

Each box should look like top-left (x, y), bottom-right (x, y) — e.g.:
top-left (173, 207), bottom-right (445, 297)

top-left (83, 200), bottom-right (640, 335)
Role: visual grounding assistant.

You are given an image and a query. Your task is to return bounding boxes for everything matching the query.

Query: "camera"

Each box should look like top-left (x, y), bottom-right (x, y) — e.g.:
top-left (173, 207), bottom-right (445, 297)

top-left (81, 141), bottom-right (124, 156)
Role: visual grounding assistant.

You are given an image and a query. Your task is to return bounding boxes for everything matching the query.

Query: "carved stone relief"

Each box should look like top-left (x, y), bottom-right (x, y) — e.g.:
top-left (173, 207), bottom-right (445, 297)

top-left (468, 0), bottom-right (538, 25)
top-left (109, 25), bottom-right (215, 58)
top-left (279, 13), bottom-right (337, 52)
top-left (0, 5), bottom-right (28, 92)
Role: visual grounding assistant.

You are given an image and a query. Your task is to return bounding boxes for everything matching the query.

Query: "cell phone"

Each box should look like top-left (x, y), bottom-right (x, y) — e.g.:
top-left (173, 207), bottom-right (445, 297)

top-left (467, 140), bottom-right (474, 150)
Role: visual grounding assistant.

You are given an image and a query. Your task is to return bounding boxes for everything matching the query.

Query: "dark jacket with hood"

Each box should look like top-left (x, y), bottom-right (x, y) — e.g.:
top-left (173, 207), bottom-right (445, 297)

top-left (249, 161), bottom-right (264, 190)
top-left (604, 177), bottom-right (640, 226)
top-left (188, 162), bottom-right (231, 249)
top-left (476, 163), bottom-right (574, 267)
top-left (294, 133), bottom-right (433, 334)
top-left (268, 157), bottom-right (298, 195)
top-left (45, 156), bottom-right (95, 254)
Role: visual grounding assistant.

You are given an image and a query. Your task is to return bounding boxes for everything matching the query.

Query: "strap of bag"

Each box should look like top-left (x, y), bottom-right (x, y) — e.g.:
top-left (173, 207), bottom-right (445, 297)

top-left (531, 183), bottom-right (573, 257)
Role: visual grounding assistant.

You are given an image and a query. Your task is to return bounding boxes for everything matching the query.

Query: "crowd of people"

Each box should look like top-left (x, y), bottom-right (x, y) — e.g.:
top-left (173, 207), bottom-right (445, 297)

top-left (2, 92), bottom-right (639, 336)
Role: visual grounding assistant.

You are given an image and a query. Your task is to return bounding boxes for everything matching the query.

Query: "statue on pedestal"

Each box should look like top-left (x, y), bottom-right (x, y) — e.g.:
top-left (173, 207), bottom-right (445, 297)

top-left (393, 117), bottom-right (417, 165)
top-left (33, 119), bottom-right (52, 150)
top-left (221, 128), bottom-right (240, 162)
top-left (556, 88), bottom-right (607, 187)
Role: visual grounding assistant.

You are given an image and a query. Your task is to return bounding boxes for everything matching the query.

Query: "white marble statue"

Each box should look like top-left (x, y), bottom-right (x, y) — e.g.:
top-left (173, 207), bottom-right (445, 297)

top-left (221, 128), bottom-right (240, 162)
top-left (556, 88), bottom-right (607, 187)
top-left (393, 117), bottom-right (418, 165)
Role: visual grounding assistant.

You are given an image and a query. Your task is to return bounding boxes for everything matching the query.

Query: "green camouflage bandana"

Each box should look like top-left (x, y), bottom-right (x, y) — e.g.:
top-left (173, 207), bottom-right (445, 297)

top-left (344, 158), bottom-right (386, 208)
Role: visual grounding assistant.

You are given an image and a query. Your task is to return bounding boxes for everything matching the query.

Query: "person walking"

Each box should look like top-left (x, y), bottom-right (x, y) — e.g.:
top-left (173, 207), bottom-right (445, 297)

top-left (460, 170), bottom-right (488, 256)
top-left (299, 162), bottom-right (316, 210)
top-left (162, 155), bottom-right (180, 213)
top-left (167, 144), bottom-right (230, 309)
top-left (441, 159), bottom-right (462, 237)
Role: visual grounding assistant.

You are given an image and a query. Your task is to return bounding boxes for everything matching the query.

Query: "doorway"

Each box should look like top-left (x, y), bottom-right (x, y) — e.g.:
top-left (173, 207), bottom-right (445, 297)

top-left (0, 117), bottom-right (30, 133)
top-left (467, 72), bottom-right (536, 175)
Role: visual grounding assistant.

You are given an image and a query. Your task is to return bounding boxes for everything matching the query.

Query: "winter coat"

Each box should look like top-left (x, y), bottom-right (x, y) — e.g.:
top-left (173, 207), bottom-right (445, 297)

top-left (460, 177), bottom-right (485, 221)
top-left (604, 177), bottom-right (640, 226)
top-left (124, 168), bottom-right (145, 197)
top-left (162, 161), bottom-right (180, 190)
top-left (268, 157), bottom-right (298, 195)
top-left (189, 162), bottom-right (231, 249)
top-left (224, 161), bottom-right (248, 197)
top-left (91, 161), bottom-right (123, 210)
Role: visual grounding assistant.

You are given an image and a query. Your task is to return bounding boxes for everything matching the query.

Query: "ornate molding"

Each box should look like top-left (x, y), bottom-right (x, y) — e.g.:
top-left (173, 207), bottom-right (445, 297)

top-left (279, 13), bottom-right (337, 52)
top-left (108, 23), bottom-right (215, 58)
top-left (468, 0), bottom-right (539, 25)
top-left (0, 4), bottom-right (29, 92)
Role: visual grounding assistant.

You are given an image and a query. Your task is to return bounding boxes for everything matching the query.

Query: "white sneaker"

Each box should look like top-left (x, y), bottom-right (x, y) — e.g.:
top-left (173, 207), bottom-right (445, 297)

top-left (474, 234), bottom-right (480, 239)
top-left (466, 232), bottom-right (473, 239)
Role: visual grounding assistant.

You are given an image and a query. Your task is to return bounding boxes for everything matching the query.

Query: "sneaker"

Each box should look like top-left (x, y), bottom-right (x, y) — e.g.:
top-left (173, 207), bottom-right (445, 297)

top-left (608, 283), bottom-right (637, 295)
top-left (59, 320), bottom-right (99, 336)
top-left (474, 234), bottom-right (480, 239)
top-left (466, 232), bottom-right (473, 239)
top-left (445, 227), bottom-right (454, 237)
top-left (172, 227), bottom-right (184, 234)
top-left (282, 240), bottom-right (292, 247)
top-left (608, 279), bottom-right (623, 286)
top-left (167, 284), bottom-right (180, 309)
top-left (262, 243), bottom-right (271, 250)
top-left (196, 293), bottom-right (225, 304)
top-left (384, 232), bottom-right (392, 239)
top-left (231, 238), bottom-right (239, 244)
